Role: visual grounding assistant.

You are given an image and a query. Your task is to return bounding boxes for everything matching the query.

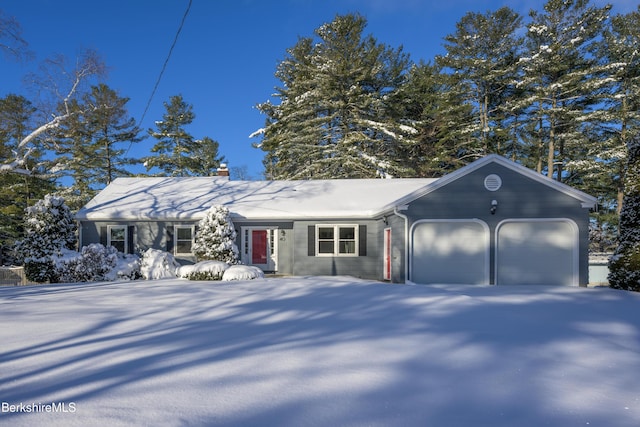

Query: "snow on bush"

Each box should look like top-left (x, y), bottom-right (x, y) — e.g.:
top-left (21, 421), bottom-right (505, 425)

top-left (176, 260), bottom-right (229, 281)
top-left (15, 194), bottom-right (77, 283)
top-left (192, 205), bottom-right (240, 264)
top-left (105, 253), bottom-right (142, 281)
top-left (140, 249), bottom-right (180, 280)
top-left (53, 245), bottom-right (140, 283)
top-left (55, 244), bottom-right (118, 283)
top-left (221, 265), bottom-right (264, 281)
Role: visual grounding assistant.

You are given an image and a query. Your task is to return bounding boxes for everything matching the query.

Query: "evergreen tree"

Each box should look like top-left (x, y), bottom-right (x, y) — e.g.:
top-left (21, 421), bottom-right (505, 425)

top-left (588, 7), bottom-right (640, 215)
top-left (15, 194), bottom-right (76, 282)
top-left (390, 62), bottom-right (472, 177)
top-left (255, 14), bottom-right (412, 179)
top-left (144, 95), bottom-right (222, 177)
top-left (608, 136), bottom-right (640, 291)
top-left (52, 84), bottom-right (143, 209)
top-left (516, 0), bottom-right (610, 181)
top-left (0, 94), bottom-right (55, 264)
top-left (190, 136), bottom-right (225, 176)
top-left (437, 7), bottom-right (523, 161)
top-left (82, 84), bottom-right (144, 185)
top-left (192, 205), bottom-right (239, 264)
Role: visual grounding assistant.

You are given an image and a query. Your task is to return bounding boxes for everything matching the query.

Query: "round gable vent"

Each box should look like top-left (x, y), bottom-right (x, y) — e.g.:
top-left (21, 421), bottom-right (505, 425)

top-left (484, 174), bottom-right (502, 191)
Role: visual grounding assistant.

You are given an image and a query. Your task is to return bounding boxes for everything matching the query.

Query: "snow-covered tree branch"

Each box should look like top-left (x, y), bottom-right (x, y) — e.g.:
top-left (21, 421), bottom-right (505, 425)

top-left (1, 48), bottom-right (106, 176)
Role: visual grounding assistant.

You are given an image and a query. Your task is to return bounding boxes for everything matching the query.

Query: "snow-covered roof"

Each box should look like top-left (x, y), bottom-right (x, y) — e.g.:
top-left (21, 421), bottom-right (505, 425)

top-left (76, 176), bottom-right (438, 221)
top-left (76, 155), bottom-right (597, 222)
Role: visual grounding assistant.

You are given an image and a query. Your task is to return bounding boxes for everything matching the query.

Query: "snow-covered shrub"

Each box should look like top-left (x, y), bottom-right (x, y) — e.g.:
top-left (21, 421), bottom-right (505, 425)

top-left (106, 254), bottom-right (142, 281)
top-left (15, 194), bottom-right (77, 283)
top-left (222, 265), bottom-right (264, 281)
top-left (140, 248), bottom-right (180, 280)
top-left (192, 205), bottom-right (239, 264)
top-left (23, 259), bottom-right (58, 284)
top-left (176, 260), bottom-right (229, 281)
top-left (609, 136), bottom-right (640, 291)
top-left (55, 244), bottom-right (118, 283)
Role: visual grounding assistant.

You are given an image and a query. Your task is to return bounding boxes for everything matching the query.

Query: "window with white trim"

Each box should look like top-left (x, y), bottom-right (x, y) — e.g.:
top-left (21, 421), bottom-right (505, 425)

top-left (316, 225), bottom-right (358, 256)
top-left (108, 225), bottom-right (127, 253)
top-left (174, 225), bottom-right (194, 255)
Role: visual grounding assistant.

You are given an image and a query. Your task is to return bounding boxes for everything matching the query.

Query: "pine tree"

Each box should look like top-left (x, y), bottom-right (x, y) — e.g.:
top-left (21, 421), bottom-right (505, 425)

top-left (192, 205), bottom-right (239, 264)
top-left (255, 14), bottom-right (412, 179)
top-left (143, 95), bottom-right (222, 177)
top-left (144, 94), bottom-right (196, 176)
top-left (15, 194), bottom-right (76, 282)
top-left (608, 136), bottom-right (640, 291)
top-left (436, 7), bottom-right (524, 161)
top-left (81, 84), bottom-right (144, 185)
top-left (516, 0), bottom-right (610, 181)
top-left (587, 7), bottom-right (640, 215)
top-left (0, 94), bottom-right (55, 264)
top-left (390, 62), bottom-right (472, 177)
top-left (190, 136), bottom-right (225, 176)
top-left (52, 84), bottom-right (143, 209)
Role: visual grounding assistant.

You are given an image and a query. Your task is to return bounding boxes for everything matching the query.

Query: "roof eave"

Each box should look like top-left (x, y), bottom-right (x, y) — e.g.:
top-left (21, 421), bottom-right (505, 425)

top-left (390, 154), bottom-right (597, 209)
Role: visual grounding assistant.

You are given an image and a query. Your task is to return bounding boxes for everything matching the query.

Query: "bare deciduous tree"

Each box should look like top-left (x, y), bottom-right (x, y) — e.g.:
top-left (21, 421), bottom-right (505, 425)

top-left (1, 48), bottom-right (107, 175)
top-left (0, 9), bottom-right (32, 61)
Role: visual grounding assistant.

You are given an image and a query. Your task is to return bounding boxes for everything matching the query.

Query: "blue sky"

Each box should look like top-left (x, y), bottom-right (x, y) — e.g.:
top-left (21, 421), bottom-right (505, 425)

top-left (2, 0), bottom-right (635, 180)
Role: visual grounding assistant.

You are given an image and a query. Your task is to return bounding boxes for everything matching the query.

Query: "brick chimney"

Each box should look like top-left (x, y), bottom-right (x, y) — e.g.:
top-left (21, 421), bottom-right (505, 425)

top-left (217, 163), bottom-right (230, 178)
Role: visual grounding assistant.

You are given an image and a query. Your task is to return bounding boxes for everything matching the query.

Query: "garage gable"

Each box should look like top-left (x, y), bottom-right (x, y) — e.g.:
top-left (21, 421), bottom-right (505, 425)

top-left (399, 155), bottom-right (595, 286)
top-left (396, 155), bottom-right (597, 213)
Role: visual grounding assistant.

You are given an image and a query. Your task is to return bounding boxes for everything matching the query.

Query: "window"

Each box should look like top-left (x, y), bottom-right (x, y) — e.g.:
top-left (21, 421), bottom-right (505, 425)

top-left (108, 225), bottom-right (127, 253)
top-left (339, 226), bottom-right (356, 254)
top-left (316, 225), bottom-right (358, 256)
top-left (174, 225), bottom-right (194, 255)
top-left (318, 227), bottom-right (335, 254)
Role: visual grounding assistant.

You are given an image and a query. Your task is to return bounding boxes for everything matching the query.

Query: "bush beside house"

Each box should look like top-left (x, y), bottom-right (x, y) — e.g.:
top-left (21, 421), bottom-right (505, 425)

top-left (192, 205), bottom-right (240, 264)
top-left (13, 196), bottom-right (261, 284)
top-left (15, 195), bottom-right (77, 283)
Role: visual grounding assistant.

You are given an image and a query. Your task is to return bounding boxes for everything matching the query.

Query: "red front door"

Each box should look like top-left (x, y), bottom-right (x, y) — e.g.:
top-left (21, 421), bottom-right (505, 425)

top-left (252, 230), bottom-right (268, 264)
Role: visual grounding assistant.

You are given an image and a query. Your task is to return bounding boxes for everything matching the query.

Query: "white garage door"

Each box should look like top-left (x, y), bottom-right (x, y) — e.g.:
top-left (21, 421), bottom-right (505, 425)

top-left (411, 220), bottom-right (490, 284)
top-left (496, 219), bottom-right (578, 286)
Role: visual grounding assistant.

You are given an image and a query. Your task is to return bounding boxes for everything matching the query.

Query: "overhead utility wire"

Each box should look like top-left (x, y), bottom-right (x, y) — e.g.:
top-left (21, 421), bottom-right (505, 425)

top-left (139, 0), bottom-right (192, 125)
top-left (125, 0), bottom-right (192, 157)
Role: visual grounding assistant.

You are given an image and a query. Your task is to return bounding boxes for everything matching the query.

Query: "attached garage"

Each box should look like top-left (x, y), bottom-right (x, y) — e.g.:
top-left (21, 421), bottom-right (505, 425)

top-left (411, 220), bottom-right (490, 285)
top-left (496, 219), bottom-right (578, 286)
top-left (398, 155), bottom-right (596, 286)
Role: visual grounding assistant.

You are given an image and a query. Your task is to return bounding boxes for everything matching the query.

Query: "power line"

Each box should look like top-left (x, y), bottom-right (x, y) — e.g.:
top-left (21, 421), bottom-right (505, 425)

top-left (126, 0), bottom-right (192, 158)
top-left (139, 0), bottom-right (192, 126)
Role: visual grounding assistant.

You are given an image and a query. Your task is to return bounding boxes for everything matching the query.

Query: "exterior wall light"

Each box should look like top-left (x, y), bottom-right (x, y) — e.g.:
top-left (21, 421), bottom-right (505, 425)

top-left (490, 199), bottom-right (498, 215)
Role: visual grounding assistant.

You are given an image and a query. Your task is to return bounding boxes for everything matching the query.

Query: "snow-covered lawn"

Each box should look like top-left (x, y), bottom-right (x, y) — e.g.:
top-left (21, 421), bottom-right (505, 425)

top-left (1, 277), bottom-right (639, 427)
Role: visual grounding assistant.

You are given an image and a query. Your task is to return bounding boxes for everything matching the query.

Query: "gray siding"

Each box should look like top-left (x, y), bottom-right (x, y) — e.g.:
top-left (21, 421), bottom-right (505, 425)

top-left (403, 163), bottom-right (591, 285)
top-left (80, 220), bottom-right (198, 264)
top-left (291, 219), bottom-right (384, 280)
top-left (233, 221), bottom-right (294, 275)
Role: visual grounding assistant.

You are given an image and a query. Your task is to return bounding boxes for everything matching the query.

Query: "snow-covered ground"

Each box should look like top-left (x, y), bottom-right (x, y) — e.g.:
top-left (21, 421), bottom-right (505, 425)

top-left (1, 277), bottom-right (639, 427)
